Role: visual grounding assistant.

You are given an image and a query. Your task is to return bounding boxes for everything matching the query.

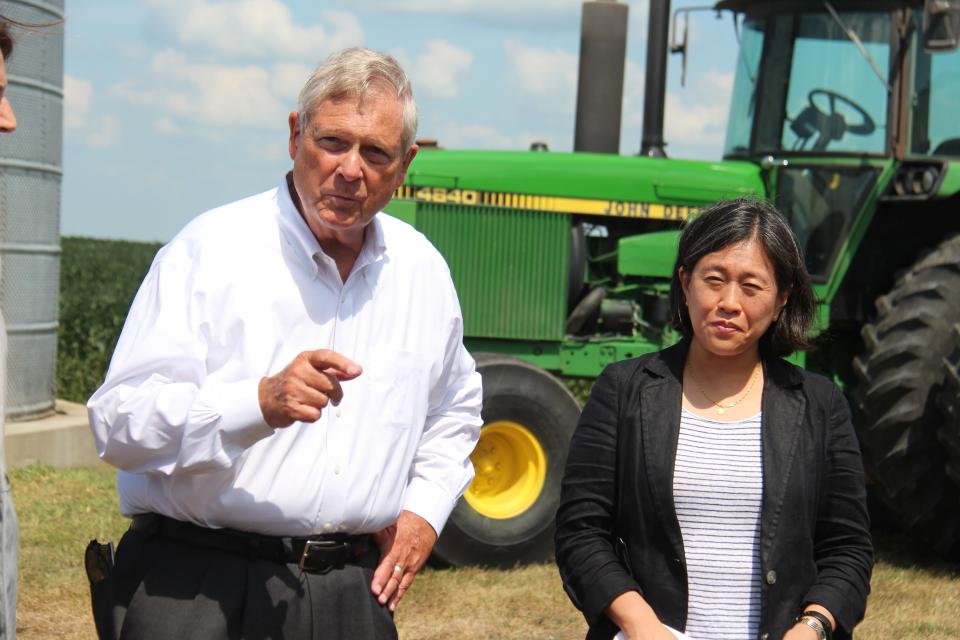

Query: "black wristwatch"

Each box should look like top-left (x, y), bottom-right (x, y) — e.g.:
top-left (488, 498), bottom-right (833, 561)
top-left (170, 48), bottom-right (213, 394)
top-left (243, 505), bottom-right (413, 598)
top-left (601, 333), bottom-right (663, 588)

top-left (795, 610), bottom-right (833, 640)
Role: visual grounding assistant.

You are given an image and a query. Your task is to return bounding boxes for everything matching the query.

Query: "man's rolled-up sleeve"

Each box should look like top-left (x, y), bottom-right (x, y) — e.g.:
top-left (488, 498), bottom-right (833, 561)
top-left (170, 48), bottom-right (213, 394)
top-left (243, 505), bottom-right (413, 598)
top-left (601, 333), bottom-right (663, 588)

top-left (87, 256), bottom-right (273, 476)
top-left (401, 287), bottom-right (483, 536)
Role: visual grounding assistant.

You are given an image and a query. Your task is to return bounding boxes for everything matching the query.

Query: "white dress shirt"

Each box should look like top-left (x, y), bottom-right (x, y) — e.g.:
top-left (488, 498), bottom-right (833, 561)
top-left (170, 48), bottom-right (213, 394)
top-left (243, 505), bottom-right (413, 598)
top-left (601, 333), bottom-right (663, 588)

top-left (87, 175), bottom-right (483, 537)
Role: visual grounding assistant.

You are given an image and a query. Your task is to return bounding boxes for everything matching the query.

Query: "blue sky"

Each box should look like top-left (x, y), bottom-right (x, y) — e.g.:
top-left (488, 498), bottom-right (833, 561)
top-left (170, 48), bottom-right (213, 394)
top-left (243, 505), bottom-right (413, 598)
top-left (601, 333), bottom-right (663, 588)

top-left (60, 0), bottom-right (740, 242)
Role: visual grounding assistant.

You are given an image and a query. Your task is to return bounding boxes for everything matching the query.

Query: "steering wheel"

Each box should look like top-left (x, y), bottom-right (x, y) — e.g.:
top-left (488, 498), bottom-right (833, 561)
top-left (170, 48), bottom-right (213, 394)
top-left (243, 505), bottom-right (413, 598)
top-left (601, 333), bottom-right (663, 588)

top-left (802, 88), bottom-right (877, 150)
top-left (808, 89), bottom-right (875, 135)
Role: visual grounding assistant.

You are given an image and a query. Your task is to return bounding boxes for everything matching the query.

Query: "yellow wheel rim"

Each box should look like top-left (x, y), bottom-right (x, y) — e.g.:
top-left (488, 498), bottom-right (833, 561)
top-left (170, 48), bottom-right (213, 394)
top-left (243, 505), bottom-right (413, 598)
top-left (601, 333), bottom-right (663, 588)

top-left (464, 420), bottom-right (547, 520)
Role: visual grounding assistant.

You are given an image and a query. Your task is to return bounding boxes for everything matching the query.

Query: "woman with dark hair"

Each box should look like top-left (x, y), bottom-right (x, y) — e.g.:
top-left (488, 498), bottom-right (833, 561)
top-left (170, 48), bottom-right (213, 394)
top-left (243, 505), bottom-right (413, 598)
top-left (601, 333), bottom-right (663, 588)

top-left (556, 199), bottom-right (872, 640)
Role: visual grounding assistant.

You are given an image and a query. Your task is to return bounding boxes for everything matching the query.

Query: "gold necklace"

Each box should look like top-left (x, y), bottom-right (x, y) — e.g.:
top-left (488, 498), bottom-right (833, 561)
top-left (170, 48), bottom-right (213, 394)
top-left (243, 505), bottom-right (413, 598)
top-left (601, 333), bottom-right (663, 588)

top-left (690, 364), bottom-right (760, 415)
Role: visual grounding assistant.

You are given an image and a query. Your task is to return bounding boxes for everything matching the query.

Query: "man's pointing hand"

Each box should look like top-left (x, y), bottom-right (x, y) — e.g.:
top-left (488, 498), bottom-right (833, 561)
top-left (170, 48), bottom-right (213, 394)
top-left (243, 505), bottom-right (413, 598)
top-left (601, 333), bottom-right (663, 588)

top-left (258, 349), bottom-right (362, 428)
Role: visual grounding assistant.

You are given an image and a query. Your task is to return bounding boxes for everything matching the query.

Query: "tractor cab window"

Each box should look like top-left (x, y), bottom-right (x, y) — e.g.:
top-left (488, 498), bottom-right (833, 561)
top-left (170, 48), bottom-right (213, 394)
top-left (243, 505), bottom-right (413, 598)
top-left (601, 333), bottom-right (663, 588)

top-left (910, 11), bottom-right (960, 157)
top-left (726, 11), bottom-right (892, 156)
top-left (780, 13), bottom-right (890, 154)
top-left (724, 19), bottom-right (764, 156)
top-left (775, 165), bottom-right (878, 279)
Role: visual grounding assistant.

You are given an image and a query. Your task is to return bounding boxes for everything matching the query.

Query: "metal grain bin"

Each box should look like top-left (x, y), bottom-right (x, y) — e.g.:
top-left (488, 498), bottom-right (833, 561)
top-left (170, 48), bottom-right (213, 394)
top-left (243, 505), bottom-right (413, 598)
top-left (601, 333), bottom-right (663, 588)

top-left (0, 0), bottom-right (65, 420)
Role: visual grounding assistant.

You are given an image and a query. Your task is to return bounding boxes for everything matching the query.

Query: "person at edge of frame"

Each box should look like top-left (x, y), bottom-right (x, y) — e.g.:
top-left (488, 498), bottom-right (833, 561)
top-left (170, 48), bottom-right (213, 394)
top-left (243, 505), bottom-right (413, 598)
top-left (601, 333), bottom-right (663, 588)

top-left (85, 47), bottom-right (483, 639)
top-left (555, 198), bottom-right (873, 640)
top-left (0, 12), bottom-right (20, 640)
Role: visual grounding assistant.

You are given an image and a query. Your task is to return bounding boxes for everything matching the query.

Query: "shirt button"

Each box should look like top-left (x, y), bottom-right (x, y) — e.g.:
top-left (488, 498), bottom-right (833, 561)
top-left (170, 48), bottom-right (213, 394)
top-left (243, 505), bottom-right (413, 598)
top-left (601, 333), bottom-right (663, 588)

top-left (335, 407), bottom-right (342, 418)
top-left (765, 570), bottom-right (777, 585)
top-left (323, 522), bottom-right (334, 532)
top-left (333, 465), bottom-right (341, 475)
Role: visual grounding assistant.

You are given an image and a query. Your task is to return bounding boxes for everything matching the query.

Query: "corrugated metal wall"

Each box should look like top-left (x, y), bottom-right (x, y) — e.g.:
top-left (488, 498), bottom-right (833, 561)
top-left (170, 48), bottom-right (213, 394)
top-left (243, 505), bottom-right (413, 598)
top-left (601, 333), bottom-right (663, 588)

top-left (0, 0), bottom-right (65, 420)
top-left (417, 203), bottom-right (569, 341)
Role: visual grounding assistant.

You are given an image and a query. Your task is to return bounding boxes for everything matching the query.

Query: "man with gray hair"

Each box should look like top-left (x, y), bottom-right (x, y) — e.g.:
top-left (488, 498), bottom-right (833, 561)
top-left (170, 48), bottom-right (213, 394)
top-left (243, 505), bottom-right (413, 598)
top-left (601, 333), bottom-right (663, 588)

top-left (87, 47), bottom-right (483, 639)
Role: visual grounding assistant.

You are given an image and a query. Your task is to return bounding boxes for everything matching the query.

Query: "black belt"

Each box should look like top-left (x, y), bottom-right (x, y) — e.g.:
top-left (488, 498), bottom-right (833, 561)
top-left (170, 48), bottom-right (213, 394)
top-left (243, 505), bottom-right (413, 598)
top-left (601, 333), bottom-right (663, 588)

top-left (130, 513), bottom-right (372, 574)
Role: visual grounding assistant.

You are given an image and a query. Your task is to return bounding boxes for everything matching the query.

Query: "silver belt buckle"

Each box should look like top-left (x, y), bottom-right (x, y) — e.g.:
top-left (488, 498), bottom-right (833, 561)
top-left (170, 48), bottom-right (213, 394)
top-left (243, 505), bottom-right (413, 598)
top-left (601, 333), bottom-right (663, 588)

top-left (298, 539), bottom-right (340, 571)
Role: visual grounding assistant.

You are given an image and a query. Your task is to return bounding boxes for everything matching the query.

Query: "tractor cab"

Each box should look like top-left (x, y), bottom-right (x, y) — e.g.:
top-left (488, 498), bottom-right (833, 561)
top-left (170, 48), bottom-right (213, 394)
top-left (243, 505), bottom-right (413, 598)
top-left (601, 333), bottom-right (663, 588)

top-left (714, 0), bottom-right (960, 284)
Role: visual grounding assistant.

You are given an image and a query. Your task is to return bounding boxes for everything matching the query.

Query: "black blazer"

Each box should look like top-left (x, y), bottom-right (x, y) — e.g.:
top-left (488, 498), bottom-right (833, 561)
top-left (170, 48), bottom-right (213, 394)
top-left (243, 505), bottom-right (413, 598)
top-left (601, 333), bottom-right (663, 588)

top-left (555, 342), bottom-right (872, 640)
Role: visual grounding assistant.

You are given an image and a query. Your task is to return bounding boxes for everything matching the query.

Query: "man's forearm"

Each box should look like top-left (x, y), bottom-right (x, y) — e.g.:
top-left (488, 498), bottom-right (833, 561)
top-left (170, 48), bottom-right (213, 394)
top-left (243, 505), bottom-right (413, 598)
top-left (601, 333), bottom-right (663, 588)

top-left (89, 376), bottom-right (272, 474)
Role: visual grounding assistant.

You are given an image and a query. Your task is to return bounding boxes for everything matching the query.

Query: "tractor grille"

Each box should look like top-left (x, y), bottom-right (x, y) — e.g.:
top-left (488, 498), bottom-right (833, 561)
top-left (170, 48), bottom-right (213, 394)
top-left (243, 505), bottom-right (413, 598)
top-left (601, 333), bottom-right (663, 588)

top-left (416, 203), bottom-right (568, 342)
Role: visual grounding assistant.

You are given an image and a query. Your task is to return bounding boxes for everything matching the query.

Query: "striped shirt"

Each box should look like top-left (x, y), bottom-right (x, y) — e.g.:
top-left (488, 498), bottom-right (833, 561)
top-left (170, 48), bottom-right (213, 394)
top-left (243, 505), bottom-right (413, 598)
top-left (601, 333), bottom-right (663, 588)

top-left (673, 408), bottom-right (763, 639)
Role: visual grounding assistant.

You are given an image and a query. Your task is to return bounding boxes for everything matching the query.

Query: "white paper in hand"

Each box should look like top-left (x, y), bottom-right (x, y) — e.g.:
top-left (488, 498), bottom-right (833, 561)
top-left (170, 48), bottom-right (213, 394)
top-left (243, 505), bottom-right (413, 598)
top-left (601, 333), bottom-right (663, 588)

top-left (614, 626), bottom-right (692, 640)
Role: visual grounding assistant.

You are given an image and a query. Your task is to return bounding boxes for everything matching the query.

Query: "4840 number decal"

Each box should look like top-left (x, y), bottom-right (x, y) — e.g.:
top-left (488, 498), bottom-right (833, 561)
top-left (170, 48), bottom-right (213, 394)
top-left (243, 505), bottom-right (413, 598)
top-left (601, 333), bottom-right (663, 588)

top-left (394, 185), bottom-right (694, 221)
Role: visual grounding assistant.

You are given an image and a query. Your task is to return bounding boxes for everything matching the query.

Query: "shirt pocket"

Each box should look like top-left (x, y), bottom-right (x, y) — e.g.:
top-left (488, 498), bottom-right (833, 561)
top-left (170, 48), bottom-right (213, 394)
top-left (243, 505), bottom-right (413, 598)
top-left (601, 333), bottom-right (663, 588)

top-left (364, 350), bottom-right (429, 430)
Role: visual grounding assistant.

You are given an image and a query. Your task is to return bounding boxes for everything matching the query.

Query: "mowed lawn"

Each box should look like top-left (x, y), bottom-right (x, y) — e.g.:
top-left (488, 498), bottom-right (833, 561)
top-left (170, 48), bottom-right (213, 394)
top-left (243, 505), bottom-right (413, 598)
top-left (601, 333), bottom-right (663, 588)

top-left (12, 465), bottom-right (960, 639)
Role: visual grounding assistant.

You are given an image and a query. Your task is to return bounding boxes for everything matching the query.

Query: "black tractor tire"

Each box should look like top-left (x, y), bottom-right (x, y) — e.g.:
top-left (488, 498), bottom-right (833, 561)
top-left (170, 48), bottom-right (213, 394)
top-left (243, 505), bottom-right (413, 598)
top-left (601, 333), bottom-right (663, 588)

top-left (852, 235), bottom-right (960, 553)
top-left (565, 286), bottom-right (605, 335)
top-left (568, 222), bottom-right (588, 311)
top-left (937, 324), bottom-right (960, 491)
top-left (431, 353), bottom-right (580, 567)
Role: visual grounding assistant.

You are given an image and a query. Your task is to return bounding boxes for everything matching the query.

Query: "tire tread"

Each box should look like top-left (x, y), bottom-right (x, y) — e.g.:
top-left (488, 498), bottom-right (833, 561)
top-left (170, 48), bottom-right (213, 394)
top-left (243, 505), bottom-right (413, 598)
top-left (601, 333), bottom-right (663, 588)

top-left (854, 235), bottom-right (960, 554)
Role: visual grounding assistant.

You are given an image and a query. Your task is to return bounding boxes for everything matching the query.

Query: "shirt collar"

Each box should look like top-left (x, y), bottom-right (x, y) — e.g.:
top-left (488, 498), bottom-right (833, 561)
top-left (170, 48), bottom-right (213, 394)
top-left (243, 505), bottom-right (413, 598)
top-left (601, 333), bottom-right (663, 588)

top-left (276, 172), bottom-right (323, 277)
top-left (349, 217), bottom-right (387, 277)
top-left (276, 172), bottom-right (388, 279)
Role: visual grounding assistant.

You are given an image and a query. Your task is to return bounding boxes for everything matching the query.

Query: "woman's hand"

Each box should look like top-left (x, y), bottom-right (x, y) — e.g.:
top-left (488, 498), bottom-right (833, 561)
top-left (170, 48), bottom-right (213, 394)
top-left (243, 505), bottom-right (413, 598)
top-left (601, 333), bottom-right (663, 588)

top-left (782, 622), bottom-right (819, 640)
top-left (605, 591), bottom-right (677, 640)
top-left (618, 622), bottom-right (677, 640)
top-left (784, 605), bottom-right (835, 640)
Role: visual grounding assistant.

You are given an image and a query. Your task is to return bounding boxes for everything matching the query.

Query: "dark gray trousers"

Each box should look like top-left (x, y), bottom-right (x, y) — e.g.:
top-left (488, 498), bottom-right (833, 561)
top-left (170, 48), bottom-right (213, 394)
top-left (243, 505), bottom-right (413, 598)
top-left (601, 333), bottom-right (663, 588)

top-left (105, 528), bottom-right (397, 640)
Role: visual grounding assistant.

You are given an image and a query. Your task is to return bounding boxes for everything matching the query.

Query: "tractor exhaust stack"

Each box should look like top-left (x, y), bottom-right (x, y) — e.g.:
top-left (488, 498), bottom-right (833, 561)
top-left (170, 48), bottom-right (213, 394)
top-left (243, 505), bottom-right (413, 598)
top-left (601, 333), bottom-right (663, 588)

top-left (640, 0), bottom-right (670, 157)
top-left (574, 0), bottom-right (629, 154)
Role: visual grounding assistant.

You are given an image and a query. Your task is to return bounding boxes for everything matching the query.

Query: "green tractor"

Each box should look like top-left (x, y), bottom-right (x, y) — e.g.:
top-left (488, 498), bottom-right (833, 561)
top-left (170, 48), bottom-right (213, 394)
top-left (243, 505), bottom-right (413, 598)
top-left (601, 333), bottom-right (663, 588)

top-left (384, 0), bottom-right (960, 565)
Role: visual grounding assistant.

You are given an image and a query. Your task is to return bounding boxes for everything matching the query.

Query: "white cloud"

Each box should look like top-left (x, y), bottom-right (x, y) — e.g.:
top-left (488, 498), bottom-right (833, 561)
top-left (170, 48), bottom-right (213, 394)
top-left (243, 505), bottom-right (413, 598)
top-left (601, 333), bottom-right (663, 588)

top-left (436, 123), bottom-right (517, 150)
top-left (629, 0), bottom-right (651, 36)
top-left (85, 116), bottom-right (121, 148)
top-left (663, 70), bottom-right (732, 156)
top-left (372, 0), bottom-right (551, 9)
top-left (621, 58), bottom-right (648, 128)
top-left (64, 75), bottom-right (93, 130)
top-left (113, 50), bottom-right (291, 130)
top-left (270, 62), bottom-right (315, 104)
top-left (359, 0), bottom-right (575, 23)
top-left (256, 142), bottom-right (289, 163)
top-left (64, 75), bottom-right (122, 148)
top-left (704, 70), bottom-right (734, 94)
top-left (154, 116), bottom-right (182, 136)
top-left (410, 40), bottom-right (473, 99)
top-left (145, 0), bottom-right (363, 61)
top-left (504, 41), bottom-right (577, 98)
top-left (429, 121), bottom-right (565, 152)
top-left (357, 0), bottom-right (648, 30)
top-left (617, 66), bottom-right (732, 159)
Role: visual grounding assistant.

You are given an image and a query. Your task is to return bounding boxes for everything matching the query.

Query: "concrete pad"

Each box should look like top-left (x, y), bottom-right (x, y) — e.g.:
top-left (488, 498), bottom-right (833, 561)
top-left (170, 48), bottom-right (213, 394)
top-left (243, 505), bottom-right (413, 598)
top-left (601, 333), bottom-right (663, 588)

top-left (4, 399), bottom-right (101, 469)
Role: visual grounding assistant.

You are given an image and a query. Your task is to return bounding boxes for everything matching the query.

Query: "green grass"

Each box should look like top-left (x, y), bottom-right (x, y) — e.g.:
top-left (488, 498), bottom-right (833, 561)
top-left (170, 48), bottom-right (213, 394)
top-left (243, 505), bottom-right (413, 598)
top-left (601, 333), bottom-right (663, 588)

top-left (10, 465), bottom-right (960, 639)
top-left (12, 465), bottom-right (129, 639)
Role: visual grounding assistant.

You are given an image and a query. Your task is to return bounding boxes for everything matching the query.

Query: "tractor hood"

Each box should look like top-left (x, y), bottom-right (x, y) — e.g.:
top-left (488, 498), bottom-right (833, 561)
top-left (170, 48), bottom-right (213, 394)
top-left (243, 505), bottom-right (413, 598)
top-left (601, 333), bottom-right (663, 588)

top-left (618, 230), bottom-right (682, 279)
top-left (403, 149), bottom-right (764, 208)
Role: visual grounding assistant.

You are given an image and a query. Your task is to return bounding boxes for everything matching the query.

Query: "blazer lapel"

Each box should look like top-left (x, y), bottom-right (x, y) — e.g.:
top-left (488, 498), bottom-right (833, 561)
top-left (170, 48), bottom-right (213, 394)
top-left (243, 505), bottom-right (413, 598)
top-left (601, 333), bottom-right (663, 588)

top-left (760, 357), bottom-right (806, 562)
top-left (641, 343), bottom-right (687, 560)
